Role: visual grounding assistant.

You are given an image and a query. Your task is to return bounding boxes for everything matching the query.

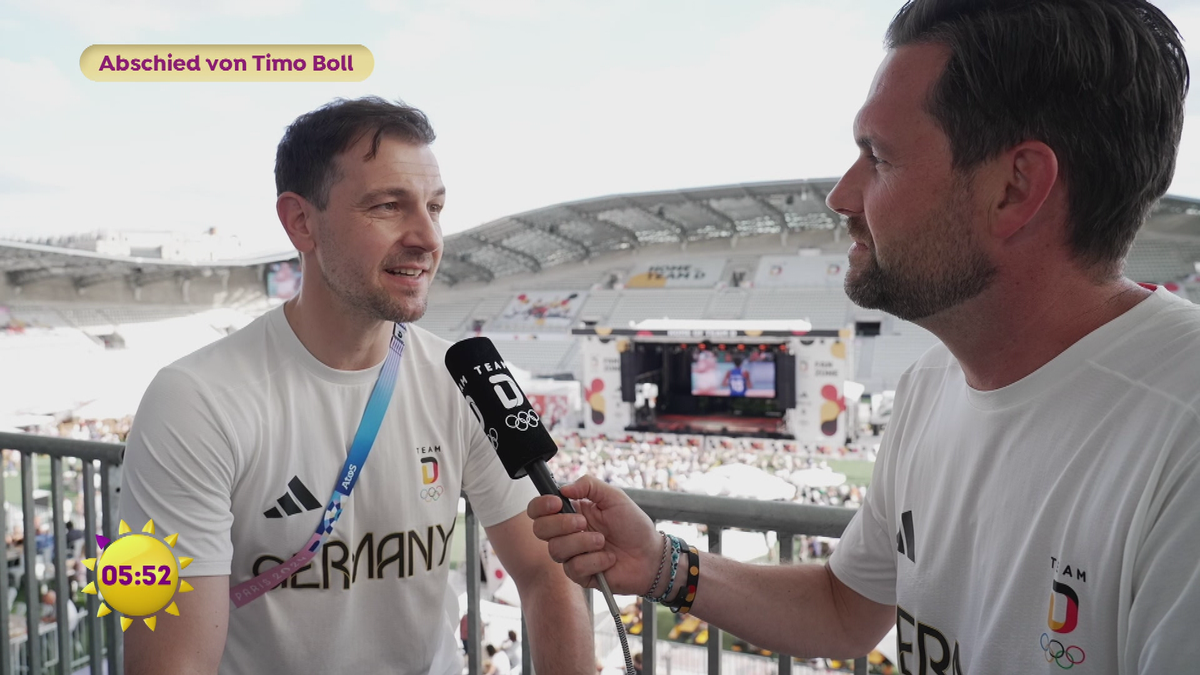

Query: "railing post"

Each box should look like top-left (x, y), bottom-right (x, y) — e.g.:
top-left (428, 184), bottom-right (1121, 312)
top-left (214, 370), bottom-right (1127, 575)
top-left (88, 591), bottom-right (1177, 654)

top-left (464, 500), bottom-right (482, 675)
top-left (83, 460), bottom-right (103, 675)
top-left (22, 452), bottom-right (42, 675)
top-left (0, 449), bottom-right (8, 667)
top-left (641, 594), bottom-right (657, 675)
top-left (0, 451), bottom-right (9, 674)
top-left (101, 460), bottom-right (123, 675)
top-left (707, 526), bottom-right (721, 675)
top-left (51, 455), bottom-right (71, 674)
top-left (777, 531), bottom-right (795, 675)
top-left (520, 613), bottom-right (532, 675)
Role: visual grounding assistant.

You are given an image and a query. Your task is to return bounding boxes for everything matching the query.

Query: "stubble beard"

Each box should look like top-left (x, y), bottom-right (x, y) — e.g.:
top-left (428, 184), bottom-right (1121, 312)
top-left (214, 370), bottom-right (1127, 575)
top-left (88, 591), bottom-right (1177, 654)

top-left (844, 188), bottom-right (997, 322)
top-left (314, 229), bottom-right (431, 324)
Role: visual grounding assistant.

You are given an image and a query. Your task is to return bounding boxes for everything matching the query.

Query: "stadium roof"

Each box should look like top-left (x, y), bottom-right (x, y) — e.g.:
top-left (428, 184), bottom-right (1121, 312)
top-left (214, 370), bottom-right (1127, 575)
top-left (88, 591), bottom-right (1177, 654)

top-left (437, 183), bottom-right (1200, 285)
top-left (437, 179), bottom-right (846, 286)
top-left (2, 180), bottom-right (1197, 289)
top-left (0, 240), bottom-right (297, 290)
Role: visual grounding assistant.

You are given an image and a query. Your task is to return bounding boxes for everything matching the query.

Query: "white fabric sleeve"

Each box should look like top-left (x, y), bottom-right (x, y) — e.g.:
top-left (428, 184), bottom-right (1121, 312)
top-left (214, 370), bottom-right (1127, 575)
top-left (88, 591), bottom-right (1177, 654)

top-left (827, 436), bottom-right (899, 606)
top-left (118, 366), bottom-right (238, 577)
top-left (1123, 436), bottom-right (1200, 673)
top-left (458, 399), bottom-right (538, 528)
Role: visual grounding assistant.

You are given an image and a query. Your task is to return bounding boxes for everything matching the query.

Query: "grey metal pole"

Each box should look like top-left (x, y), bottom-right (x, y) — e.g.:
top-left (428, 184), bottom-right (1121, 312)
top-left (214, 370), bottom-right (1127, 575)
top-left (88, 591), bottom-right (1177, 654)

top-left (464, 501), bottom-right (482, 675)
top-left (22, 453), bottom-right (42, 675)
top-left (51, 456), bottom-right (71, 674)
top-left (706, 527), bottom-right (721, 675)
top-left (83, 461), bottom-right (102, 675)
top-left (101, 461), bottom-right (122, 675)
top-left (777, 532), bottom-right (795, 675)
top-left (0, 451), bottom-right (10, 674)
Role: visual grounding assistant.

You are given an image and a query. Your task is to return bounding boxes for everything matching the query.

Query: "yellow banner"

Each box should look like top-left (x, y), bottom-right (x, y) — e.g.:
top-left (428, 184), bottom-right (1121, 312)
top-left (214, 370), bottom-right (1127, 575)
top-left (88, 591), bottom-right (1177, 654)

top-left (80, 45), bottom-right (373, 82)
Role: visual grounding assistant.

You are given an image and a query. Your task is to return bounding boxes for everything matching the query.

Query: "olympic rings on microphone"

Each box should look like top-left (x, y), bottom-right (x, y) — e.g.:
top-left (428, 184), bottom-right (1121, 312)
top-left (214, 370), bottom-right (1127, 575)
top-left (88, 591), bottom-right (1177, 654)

top-left (420, 485), bottom-right (445, 502)
top-left (505, 409), bottom-right (541, 431)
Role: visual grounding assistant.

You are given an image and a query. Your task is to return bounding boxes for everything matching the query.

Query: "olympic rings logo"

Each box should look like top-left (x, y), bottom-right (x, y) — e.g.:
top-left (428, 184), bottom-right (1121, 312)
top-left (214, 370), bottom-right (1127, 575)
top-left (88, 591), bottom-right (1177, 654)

top-left (487, 428), bottom-right (499, 450)
top-left (421, 485), bottom-right (445, 502)
top-left (1041, 633), bottom-right (1085, 669)
top-left (505, 409), bottom-right (540, 431)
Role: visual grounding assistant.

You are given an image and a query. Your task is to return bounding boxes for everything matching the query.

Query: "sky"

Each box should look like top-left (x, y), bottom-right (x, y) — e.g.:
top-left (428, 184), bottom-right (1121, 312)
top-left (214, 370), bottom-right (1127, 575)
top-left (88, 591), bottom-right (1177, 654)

top-left (1, 0), bottom-right (1198, 257)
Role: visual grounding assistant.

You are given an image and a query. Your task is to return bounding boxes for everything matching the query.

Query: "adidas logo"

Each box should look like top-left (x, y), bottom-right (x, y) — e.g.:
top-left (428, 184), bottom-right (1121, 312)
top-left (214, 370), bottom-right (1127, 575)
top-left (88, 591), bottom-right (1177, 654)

top-left (896, 510), bottom-right (915, 563)
top-left (264, 476), bottom-right (323, 518)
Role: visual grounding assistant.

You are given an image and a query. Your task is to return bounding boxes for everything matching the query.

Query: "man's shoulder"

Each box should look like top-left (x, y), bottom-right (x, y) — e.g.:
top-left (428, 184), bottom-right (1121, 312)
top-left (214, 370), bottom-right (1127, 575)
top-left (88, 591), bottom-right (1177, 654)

top-left (1091, 288), bottom-right (1200, 409)
top-left (146, 309), bottom-right (276, 403)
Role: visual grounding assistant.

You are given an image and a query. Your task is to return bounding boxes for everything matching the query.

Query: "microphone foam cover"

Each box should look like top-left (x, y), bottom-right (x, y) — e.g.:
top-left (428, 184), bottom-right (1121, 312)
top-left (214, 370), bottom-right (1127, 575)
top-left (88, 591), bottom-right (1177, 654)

top-left (445, 337), bottom-right (559, 479)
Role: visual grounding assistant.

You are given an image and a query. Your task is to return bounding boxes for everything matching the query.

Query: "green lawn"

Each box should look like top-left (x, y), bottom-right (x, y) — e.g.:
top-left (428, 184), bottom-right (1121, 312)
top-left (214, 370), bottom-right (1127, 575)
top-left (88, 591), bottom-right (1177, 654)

top-left (4, 455), bottom-right (55, 504)
top-left (825, 459), bottom-right (874, 487)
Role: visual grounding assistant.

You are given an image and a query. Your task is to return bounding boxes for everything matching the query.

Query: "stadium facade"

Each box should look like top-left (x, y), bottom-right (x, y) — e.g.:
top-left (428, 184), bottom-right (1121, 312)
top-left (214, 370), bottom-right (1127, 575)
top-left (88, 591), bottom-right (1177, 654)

top-left (2, 179), bottom-right (1198, 433)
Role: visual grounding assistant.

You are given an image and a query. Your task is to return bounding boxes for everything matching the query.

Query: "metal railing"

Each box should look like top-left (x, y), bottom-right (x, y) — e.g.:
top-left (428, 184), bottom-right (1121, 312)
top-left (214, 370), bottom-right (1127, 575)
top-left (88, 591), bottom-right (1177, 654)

top-left (0, 432), bottom-right (870, 675)
top-left (0, 432), bottom-right (123, 675)
top-left (462, 489), bottom-right (869, 675)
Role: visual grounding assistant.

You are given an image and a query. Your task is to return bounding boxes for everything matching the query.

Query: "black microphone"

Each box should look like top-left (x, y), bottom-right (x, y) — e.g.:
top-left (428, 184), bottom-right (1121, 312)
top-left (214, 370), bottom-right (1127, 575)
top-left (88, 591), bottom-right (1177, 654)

top-left (444, 337), bottom-right (574, 515)
top-left (445, 336), bottom-right (637, 675)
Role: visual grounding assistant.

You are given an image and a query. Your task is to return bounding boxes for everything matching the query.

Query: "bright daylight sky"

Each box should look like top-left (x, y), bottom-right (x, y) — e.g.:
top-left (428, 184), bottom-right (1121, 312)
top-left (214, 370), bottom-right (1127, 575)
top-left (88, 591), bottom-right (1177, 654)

top-left (1, 0), bottom-right (1198, 257)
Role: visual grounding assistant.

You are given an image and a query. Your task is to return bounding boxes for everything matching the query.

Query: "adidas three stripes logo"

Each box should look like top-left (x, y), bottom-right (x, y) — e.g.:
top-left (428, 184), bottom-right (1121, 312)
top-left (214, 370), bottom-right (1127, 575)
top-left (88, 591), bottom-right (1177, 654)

top-left (896, 510), bottom-right (915, 563)
top-left (264, 476), bottom-right (323, 518)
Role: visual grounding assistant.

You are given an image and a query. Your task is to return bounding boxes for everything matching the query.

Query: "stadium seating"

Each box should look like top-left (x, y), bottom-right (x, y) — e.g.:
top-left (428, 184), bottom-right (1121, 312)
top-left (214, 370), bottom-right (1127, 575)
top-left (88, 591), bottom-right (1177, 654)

top-left (743, 288), bottom-right (851, 328)
top-left (703, 290), bottom-right (749, 320)
top-left (488, 339), bottom-right (575, 377)
top-left (607, 290), bottom-right (711, 325)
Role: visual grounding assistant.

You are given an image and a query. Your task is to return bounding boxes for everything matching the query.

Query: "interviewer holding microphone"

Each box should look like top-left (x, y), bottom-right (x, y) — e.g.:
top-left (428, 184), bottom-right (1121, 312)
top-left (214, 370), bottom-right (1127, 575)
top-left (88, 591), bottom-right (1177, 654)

top-left (531, 1), bottom-right (1199, 673)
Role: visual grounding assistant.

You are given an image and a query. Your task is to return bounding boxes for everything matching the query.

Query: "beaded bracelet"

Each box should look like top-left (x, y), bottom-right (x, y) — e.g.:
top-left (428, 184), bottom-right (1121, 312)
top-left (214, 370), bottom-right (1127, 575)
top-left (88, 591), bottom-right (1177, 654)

top-left (642, 532), bottom-right (670, 598)
top-left (645, 534), bottom-right (683, 603)
top-left (664, 542), bottom-right (700, 614)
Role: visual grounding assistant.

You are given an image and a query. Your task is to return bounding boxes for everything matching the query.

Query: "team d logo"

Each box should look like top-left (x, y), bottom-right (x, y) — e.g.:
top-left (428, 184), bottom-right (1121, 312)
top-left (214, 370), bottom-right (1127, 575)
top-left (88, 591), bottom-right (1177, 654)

top-left (1042, 581), bottom-right (1086, 669)
top-left (421, 457), bottom-right (439, 485)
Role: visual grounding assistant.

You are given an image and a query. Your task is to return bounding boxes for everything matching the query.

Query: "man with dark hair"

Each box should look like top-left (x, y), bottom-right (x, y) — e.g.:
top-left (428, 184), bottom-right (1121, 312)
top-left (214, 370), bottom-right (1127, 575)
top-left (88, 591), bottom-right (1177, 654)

top-left (121, 97), bottom-right (593, 674)
top-left (529, 1), bottom-right (1197, 672)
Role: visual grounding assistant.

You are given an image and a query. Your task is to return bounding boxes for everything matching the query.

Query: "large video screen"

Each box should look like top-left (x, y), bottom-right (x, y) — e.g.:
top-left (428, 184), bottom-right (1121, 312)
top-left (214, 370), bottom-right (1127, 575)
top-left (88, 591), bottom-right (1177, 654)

top-left (266, 260), bottom-right (301, 300)
top-left (690, 349), bottom-right (776, 398)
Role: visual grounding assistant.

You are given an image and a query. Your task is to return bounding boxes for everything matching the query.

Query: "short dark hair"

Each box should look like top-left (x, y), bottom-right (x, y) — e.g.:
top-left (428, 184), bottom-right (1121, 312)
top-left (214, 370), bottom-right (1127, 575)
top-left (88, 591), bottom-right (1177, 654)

top-left (274, 96), bottom-right (436, 210)
top-left (886, 0), bottom-right (1189, 275)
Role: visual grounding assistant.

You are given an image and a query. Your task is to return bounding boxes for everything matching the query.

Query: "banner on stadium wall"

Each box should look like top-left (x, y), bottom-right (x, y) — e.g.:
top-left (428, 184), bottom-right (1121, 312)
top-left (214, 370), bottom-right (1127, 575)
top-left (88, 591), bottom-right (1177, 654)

top-left (524, 378), bottom-right (581, 432)
top-left (624, 259), bottom-right (725, 288)
top-left (754, 255), bottom-right (848, 288)
top-left (498, 291), bottom-right (588, 328)
top-left (790, 337), bottom-right (849, 442)
top-left (580, 337), bottom-right (631, 432)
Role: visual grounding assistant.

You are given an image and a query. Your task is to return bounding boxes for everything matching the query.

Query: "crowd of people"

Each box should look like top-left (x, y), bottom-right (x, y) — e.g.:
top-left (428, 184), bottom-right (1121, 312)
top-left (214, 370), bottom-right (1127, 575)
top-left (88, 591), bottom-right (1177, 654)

top-left (549, 432), bottom-right (867, 511)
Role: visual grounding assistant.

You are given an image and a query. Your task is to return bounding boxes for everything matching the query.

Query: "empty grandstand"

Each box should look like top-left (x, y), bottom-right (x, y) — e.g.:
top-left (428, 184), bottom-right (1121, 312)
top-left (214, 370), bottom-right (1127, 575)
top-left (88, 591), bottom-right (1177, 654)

top-left (2, 178), bottom-right (1198, 422)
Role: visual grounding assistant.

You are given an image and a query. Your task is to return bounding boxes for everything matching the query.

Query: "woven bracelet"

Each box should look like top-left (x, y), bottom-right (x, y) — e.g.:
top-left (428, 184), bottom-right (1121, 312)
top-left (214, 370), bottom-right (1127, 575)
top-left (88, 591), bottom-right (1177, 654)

top-left (646, 534), bottom-right (683, 603)
top-left (641, 532), bottom-right (670, 598)
top-left (665, 543), bottom-right (700, 614)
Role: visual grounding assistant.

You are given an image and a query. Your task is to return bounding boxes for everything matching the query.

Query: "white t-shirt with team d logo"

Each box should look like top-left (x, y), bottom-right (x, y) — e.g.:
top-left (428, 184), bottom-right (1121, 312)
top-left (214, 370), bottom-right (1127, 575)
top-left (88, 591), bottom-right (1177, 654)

top-left (120, 306), bottom-right (537, 674)
top-left (830, 286), bottom-right (1200, 674)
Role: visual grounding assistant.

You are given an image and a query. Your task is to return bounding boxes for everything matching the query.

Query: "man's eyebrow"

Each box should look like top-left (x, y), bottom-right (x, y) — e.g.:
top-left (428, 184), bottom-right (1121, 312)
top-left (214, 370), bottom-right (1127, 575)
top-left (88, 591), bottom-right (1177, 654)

top-left (856, 134), bottom-right (894, 157)
top-left (357, 186), bottom-right (446, 206)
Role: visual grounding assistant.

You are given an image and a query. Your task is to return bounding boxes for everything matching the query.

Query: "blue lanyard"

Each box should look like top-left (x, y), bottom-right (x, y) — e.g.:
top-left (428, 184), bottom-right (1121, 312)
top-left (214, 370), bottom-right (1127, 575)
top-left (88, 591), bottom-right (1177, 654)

top-left (230, 322), bottom-right (407, 607)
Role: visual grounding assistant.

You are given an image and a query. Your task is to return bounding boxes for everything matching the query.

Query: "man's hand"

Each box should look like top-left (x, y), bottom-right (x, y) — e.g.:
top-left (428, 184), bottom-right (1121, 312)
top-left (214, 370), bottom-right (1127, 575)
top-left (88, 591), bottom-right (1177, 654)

top-left (527, 475), bottom-right (662, 595)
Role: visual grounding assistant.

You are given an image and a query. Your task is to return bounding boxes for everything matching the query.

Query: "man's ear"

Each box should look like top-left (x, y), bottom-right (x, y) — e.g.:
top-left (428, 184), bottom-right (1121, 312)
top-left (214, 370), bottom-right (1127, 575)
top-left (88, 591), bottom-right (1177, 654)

top-left (277, 192), bottom-right (317, 254)
top-left (989, 140), bottom-right (1059, 241)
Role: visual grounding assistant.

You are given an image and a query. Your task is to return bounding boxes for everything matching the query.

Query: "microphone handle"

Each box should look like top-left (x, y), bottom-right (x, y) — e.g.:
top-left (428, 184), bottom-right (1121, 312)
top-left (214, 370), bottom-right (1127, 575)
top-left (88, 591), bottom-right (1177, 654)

top-left (524, 461), bottom-right (624, 619)
top-left (526, 461), bottom-right (576, 516)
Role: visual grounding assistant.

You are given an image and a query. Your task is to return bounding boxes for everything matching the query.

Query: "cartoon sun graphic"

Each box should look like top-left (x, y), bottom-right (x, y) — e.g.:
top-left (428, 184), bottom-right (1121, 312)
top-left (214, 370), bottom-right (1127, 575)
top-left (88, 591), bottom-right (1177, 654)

top-left (83, 520), bottom-right (194, 632)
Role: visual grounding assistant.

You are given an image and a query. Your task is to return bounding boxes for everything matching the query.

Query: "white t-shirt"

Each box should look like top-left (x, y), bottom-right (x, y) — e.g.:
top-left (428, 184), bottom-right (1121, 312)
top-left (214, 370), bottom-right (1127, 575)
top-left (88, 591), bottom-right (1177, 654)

top-left (830, 286), bottom-right (1200, 674)
top-left (490, 648), bottom-right (512, 674)
top-left (120, 306), bottom-right (537, 675)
